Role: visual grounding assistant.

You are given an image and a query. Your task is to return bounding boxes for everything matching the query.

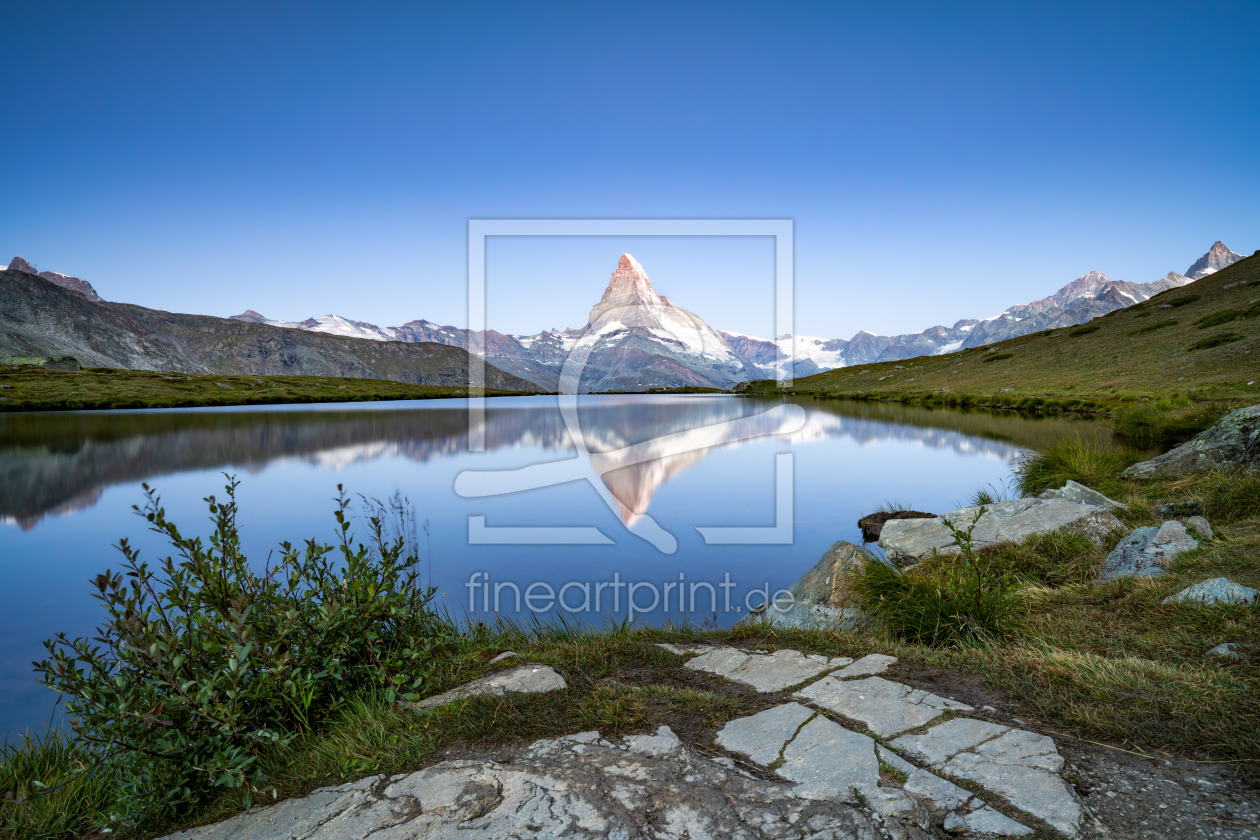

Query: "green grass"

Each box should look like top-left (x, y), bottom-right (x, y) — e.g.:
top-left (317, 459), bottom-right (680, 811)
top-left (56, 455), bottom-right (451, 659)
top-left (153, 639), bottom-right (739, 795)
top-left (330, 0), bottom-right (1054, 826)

top-left (0, 366), bottom-right (539, 412)
top-left (1013, 438), bottom-right (1139, 497)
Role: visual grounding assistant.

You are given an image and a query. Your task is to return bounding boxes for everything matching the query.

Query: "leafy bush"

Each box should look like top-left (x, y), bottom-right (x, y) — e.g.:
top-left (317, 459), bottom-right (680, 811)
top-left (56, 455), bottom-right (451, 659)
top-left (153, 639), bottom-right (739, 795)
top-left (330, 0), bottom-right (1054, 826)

top-left (1129, 319), bottom-right (1177, 335)
top-left (1187, 332), bottom-right (1243, 350)
top-left (981, 353), bottom-right (1014, 363)
top-left (1197, 310), bottom-right (1240, 328)
top-left (1014, 438), bottom-right (1136, 497)
top-left (852, 509), bottom-right (1020, 646)
top-left (1069, 324), bottom-right (1101, 336)
top-left (35, 478), bottom-right (446, 828)
top-left (1167, 294), bottom-right (1201, 307)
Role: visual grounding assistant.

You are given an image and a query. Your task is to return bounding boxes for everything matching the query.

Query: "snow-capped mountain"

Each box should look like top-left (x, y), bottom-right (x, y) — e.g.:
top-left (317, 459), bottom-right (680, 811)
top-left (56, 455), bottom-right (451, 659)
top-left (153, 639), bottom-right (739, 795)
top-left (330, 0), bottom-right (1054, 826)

top-left (231, 240), bottom-right (1248, 388)
top-left (1185, 240), bottom-right (1245, 279)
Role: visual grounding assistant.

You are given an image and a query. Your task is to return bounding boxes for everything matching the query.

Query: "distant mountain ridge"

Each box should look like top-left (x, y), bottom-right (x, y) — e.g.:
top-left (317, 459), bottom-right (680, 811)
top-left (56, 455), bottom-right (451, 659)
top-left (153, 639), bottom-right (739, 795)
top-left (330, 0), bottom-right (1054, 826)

top-left (0, 269), bottom-right (540, 391)
top-left (7, 256), bottom-right (103, 302)
top-left (231, 241), bottom-right (1242, 388)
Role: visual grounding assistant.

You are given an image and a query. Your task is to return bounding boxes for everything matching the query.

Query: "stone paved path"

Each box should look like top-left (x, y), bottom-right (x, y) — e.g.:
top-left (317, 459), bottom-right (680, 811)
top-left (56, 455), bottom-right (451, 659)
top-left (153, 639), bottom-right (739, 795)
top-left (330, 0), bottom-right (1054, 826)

top-left (159, 646), bottom-right (1115, 839)
top-left (681, 645), bottom-right (1084, 837)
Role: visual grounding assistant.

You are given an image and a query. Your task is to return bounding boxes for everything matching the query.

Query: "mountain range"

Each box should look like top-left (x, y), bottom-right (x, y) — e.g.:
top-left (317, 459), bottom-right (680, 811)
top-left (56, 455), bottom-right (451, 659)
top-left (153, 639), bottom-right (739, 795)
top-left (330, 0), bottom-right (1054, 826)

top-left (0, 264), bottom-right (540, 392)
top-left (229, 241), bottom-right (1247, 388)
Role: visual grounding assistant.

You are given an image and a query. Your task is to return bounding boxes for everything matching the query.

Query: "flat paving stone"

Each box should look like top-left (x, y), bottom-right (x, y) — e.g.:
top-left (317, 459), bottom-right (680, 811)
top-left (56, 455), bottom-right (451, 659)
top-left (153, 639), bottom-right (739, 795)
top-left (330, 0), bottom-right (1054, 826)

top-left (876, 744), bottom-right (917, 776)
top-left (794, 676), bottom-right (973, 737)
top-left (889, 717), bottom-right (1009, 767)
top-left (903, 767), bottom-right (977, 813)
top-left (831, 653), bottom-right (898, 678)
top-left (715, 702), bottom-right (815, 766)
top-left (775, 714), bottom-right (881, 802)
top-left (407, 663), bottom-right (566, 709)
top-left (945, 751), bottom-right (1082, 836)
top-left (686, 647), bottom-right (852, 692)
top-left (964, 805), bottom-right (1034, 836)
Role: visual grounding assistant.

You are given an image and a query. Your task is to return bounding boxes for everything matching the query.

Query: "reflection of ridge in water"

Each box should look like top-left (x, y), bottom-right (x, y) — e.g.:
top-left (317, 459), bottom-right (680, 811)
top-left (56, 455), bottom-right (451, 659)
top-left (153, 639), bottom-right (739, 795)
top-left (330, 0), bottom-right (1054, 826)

top-left (0, 397), bottom-right (1113, 528)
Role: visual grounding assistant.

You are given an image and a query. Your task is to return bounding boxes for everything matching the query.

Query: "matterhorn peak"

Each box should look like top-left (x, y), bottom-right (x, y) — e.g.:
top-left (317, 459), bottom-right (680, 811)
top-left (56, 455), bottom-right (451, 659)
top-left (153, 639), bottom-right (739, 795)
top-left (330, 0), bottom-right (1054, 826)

top-left (618, 253), bottom-right (644, 272)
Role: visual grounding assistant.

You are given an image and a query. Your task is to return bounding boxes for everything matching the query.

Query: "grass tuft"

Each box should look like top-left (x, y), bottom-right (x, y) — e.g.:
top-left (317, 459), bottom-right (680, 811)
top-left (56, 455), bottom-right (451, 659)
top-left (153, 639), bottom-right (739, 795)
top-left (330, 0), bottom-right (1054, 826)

top-left (1187, 332), bottom-right (1244, 350)
top-left (1068, 324), bottom-right (1101, 336)
top-left (1128, 319), bottom-right (1177, 335)
top-left (1014, 438), bottom-right (1138, 497)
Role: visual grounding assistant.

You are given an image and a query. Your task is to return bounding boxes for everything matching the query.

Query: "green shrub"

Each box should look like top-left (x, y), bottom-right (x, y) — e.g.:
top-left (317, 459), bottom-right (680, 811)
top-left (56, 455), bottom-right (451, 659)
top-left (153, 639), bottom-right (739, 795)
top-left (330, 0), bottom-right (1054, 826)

top-left (1129, 319), bottom-right (1177, 335)
top-left (1167, 294), bottom-right (1201, 307)
top-left (1187, 332), bottom-right (1244, 350)
top-left (1132, 311), bottom-right (1152, 319)
top-left (1197, 310), bottom-right (1239, 328)
top-left (852, 509), bottom-right (1020, 646)
top-left (1069, 324), bottom-right (1101, 336)
top-left (982, 353), bottom-right (1014, 363)
top-left (34, 478), bottom-right (446, 828)
top-left (1014, 438), bottom-right (1136, 497)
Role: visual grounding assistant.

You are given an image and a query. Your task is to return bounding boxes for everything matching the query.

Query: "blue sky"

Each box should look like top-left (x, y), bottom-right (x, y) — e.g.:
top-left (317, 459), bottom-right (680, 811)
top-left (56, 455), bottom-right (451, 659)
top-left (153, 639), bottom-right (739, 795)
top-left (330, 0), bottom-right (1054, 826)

top-left (2, 1), bottom-right (1257, 340)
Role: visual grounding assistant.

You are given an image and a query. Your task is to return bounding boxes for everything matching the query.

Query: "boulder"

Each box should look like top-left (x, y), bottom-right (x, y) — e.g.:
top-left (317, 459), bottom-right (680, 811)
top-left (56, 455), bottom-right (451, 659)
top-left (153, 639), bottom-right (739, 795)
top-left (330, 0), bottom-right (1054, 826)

top-left (1186, 515), bottom-right (1214, 541)
top-left (751, 541), bottom-right (874, 629)
top-left (1098, 521), bottom-right (1198, 582)
top-left (879, 498), bottom-right (1125, 566)
top-left (1122, 404), bottom-right (1260, 479)
top-left (858, 510), bottom-right (935, 542)
top-left (1038, 480), bottom-right (1125, 510)
top-left (1163, 577), bottom-right (1258, 606)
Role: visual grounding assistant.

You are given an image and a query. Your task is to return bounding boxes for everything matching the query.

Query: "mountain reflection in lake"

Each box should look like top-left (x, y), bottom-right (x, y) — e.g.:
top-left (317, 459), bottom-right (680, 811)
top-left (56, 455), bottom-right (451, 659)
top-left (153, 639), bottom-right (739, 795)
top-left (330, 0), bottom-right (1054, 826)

top-left (0, 396), bottom-right (1115, 737)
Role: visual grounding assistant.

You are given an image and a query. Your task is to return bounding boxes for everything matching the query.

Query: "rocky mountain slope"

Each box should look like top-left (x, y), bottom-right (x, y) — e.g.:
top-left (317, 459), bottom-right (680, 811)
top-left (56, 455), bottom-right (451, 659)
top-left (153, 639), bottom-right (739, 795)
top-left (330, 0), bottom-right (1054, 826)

top-left (233, 242), bottom-right (1243, 388)
top-left (0, 269), bottom-right (540, 391)
top-left (7, 256), bottom-right (103, 302)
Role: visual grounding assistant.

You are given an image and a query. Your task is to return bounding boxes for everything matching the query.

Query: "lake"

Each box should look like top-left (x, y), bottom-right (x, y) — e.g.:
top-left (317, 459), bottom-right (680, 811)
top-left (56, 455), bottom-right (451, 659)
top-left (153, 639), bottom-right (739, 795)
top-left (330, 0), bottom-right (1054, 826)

top-left (0, 395), bottom-right (1116, 738)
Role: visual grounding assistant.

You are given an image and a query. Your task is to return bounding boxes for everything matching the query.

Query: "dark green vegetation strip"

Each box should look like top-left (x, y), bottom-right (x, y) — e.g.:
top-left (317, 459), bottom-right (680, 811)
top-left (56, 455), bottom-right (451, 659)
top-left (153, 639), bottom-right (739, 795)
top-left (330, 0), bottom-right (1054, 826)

top-left (981, 352), bottom-right (1014, 363)
top-left (1128, 318), bottom-right (1177, 335)
top-left (1167, 293), bottom-right (1202, 307)
top-left (1188, 332), bottom-right (1244, 351)
top-left (0, 366), bottom-right (539, 412)
top-left (1068, 324), bottom-right (1100, 336)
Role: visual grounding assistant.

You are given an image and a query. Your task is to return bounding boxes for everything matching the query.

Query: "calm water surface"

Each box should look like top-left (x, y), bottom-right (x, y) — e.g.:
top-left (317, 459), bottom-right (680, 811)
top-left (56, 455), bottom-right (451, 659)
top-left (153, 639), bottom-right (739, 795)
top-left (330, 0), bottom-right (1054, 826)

top-left (0, 395), bottom-right (1116, 738)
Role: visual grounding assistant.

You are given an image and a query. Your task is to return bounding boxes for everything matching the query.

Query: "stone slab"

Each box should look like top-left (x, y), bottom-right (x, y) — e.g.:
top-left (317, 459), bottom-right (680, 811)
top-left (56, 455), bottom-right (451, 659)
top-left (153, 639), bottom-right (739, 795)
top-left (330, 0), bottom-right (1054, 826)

top-left (687, 647), bottom-right (851, 692)
top-left (964, 805), bottom-right (1034, 836)
top-left (775, 714), bottom-right (881, 802)
top-left (876, 744), bottom-right (917, 776)
top-left (890, 717), bottom-right (1010, 767)
top-left (903, 767), bottom-right (977, 814)
top-left (832, 653), bottom-right (898, 678)
top-left (1039, 480), bottom-right (1125, 510)
top-left (879, 497), bottom-right (1124, 566)
top-left (1164, 577), bottom-right (1259, 606)
top-left (409, 663), bottom-right (566, 709)
top-left (715, 702), bottom-right (816, 766)
top-left (794, 676), bottom-right (973, 738)
top-left (945, 751), bottom-right (1082, 836)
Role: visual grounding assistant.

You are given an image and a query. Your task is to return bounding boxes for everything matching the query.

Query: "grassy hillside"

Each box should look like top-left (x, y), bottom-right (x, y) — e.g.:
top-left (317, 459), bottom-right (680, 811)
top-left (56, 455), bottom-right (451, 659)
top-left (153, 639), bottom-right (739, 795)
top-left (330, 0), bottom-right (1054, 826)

top-left (0, 365), bottom-right (536, 412)
top-left (744, 251), bottom-right (1260, 409)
